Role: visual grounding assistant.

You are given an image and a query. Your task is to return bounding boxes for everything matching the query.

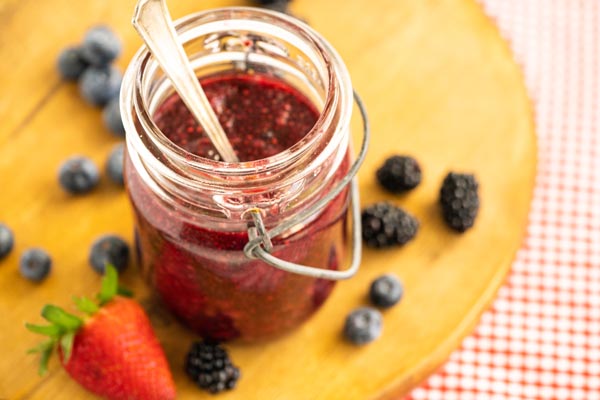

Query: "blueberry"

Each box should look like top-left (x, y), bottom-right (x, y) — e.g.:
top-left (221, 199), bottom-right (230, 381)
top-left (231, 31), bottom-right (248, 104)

top-left (0, 223), bottom-right (14, 260)
top-left (79, 65), bottom-right (122, 107)
top-left (254, 0), bottom-right (291, 5)
top-left (369, 274), bottom-right (404, 309)
top-left (20, 248), bottom-right (52, 282)
top-left (343, 307), bottom-right (383, 345)
top-left (57, 47), bottom-right (89, 81)
top-left (80, 26), bottom-right (122, 66)
top-left (89, 235), bottom-right (130, 274)
top-left (102, 97), bottom-right (125, 137)
top-left (105, 143), bottom-right (124, 186)
top-left (256, 0), bottom-right (291, 13)
top-left (58, 156), bottom-right (100, 195)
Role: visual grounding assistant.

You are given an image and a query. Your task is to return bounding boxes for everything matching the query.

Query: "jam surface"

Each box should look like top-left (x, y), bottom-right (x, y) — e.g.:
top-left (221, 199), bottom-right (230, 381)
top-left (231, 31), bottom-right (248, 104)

top-left (154, 73), bottom-right (319, 161)
top-left (126, 72), bottom-right (348, 341)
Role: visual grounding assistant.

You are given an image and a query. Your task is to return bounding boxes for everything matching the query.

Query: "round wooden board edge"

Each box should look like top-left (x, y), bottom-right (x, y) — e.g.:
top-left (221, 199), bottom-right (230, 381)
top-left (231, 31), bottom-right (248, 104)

top-left (373, 3), bottom-right (538, 399)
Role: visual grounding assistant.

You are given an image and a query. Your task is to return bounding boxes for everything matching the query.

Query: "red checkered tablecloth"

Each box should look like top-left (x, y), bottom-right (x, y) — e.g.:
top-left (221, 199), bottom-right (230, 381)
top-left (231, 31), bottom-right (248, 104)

top-left (406, 1), bottom-right (600, 399)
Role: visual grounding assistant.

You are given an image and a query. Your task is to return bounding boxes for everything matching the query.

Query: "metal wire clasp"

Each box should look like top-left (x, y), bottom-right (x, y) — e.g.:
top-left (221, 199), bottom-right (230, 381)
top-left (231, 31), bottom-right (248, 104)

top-left (242, 91), bottom-right (370, 281)
top-left (246, 208), bottom-right (273, 254)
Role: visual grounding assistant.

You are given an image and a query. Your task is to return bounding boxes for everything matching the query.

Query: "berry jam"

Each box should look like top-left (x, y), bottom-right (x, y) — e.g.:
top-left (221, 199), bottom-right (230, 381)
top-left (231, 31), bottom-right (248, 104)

top-left (125, 72), bottom-right (349, 341)
top-left (154, 73), bottom-right (320, 161)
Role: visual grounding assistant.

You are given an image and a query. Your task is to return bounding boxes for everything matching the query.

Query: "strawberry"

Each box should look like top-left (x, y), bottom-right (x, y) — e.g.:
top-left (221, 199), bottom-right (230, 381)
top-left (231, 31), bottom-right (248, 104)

top-left (26, 265), bottom-right (176, 400)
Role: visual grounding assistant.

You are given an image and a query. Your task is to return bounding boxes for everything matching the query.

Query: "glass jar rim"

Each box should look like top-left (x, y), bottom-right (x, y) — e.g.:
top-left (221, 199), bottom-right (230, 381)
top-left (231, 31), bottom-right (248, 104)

top-left (121, 7), bottom-right (353, 183)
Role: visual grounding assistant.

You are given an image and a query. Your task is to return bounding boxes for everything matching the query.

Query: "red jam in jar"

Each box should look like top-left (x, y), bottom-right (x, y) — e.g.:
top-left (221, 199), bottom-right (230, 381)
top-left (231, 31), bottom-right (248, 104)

top-left (121, 8), bottom-right (358, 341)
top-left (155, 73), bottom-right (320, 162)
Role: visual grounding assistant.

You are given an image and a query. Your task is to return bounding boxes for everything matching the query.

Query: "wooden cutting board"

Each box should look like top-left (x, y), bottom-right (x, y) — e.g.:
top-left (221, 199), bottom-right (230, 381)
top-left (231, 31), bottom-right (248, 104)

top-left (0, 0), bottom-right (535, 399)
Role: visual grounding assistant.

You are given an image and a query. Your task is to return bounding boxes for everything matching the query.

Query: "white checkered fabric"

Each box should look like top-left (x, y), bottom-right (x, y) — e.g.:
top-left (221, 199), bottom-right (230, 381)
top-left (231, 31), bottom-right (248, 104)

top-left (407, 1), bottom-right (600, 399)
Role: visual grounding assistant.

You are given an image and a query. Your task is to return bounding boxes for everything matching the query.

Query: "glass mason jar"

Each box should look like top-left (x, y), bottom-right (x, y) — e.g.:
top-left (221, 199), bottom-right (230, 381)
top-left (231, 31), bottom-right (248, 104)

top-left (121, 7), bottom-right (367, 341)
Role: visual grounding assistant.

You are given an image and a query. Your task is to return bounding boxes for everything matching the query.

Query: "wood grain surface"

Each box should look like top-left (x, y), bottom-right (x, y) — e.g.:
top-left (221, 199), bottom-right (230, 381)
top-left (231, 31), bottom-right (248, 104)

top-left (0, 0), bottom-right (536, 399)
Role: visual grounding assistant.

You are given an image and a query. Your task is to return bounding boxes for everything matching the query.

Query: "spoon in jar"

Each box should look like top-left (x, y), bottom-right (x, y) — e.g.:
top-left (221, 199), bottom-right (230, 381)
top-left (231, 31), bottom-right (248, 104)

top-left (132, 0), bottom-right (239, 162)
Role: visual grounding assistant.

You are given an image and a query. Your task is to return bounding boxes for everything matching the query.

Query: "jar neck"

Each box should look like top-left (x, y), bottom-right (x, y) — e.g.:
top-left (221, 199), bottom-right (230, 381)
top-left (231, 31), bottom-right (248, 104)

top-left (121, 7), bottom-right (353, 222)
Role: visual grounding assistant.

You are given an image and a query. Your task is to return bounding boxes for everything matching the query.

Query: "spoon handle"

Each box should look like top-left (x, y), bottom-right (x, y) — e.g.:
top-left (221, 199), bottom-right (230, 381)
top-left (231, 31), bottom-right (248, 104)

top-left (133, 0), bottom-right (239, 162)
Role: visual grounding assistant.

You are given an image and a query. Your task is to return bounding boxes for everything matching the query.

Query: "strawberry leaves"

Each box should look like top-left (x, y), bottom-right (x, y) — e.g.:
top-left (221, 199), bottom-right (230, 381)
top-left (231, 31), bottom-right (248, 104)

top-left (73, 296), bottom-right (99, 315)
top-left (25, 326), bottom-right (62, 375)
top-left (41, 305), bottom-right (83, 331)
top-left (25, 323), bottom-right (62, 338)
top-left (60, 332), bottom-right (76, 363)
top-left (26, 263), bottom-right (132, 375)
top-left (117, 285), bottom-right (134, 298)
top-left (26, 307), bottom-right (82, 375)
top-left (27, 340), bottom-right (54, 375)
top-left (98, 263), bottom-right (118, 305)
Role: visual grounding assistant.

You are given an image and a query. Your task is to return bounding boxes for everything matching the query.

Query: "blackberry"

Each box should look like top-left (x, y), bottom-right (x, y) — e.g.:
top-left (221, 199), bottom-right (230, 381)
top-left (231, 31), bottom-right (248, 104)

top-left (369, 274), bottom-right (404, 309)
top-left (80, 26), bottom-right (122, 67)
top-left (361, 202), bottom-right (419, 248)
top-left (0, 223), bottom-right (14, 260)
top-left (102, 97), bottom-right (125, 137)
top-left (20, 248), bottom-right (52, 282)
top-left (58, 156), bottom-right (100, 194)
top-left (376, 155), bottom-right (421, 193)
top-left (439, 172), bottom-right (479, 232)
top-left (79, 65), bottom-right (122, 107)
top-left (89, 235), bottom-right (130, 274)
top-left (57, 47), bottom-right (89, 81)
top-left (343, 307), bottom-right (382, 345)
top-left (185, 341), bottom-right (241, 394)
top-left (105, 143), bottom-right (124, 186)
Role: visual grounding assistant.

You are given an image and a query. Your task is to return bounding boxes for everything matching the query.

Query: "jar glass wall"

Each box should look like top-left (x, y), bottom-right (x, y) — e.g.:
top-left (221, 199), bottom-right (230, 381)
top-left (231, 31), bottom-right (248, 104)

top-left (121, 7), bottom-right (354, 341)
